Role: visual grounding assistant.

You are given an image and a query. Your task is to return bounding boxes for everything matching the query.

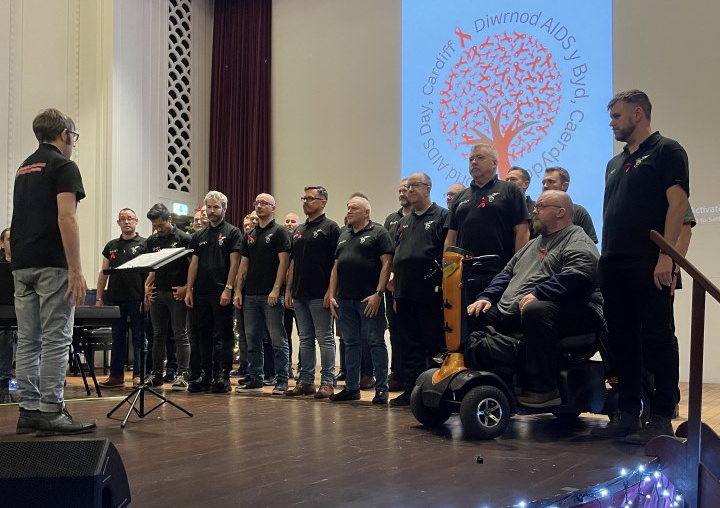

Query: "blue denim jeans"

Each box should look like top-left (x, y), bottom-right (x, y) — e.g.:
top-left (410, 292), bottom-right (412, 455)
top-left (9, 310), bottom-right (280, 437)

top-left (13, 267), bottom-right (74, 412)
top-left (337, 298), bottom-right (388, 392)
top-left (109, 300), bottom-right (145, 378)
top-left (293, 298), bottom-right (335, 385)
top-left (244, 294), bottom-right (289, 383)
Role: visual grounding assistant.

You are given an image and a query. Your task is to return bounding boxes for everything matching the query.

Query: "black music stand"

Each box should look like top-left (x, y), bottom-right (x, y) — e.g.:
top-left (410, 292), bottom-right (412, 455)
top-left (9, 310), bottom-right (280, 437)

top-left (104, 248), bottom-right (193, 428)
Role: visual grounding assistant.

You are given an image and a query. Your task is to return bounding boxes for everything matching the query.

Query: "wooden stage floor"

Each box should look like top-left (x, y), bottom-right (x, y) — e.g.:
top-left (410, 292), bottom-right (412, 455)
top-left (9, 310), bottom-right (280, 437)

top-left (1, 379), bottom-right (718, 507)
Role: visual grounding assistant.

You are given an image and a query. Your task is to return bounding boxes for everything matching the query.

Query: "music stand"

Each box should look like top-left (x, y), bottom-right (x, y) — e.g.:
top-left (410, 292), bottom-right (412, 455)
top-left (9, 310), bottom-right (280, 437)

top-left (105, 248), bottom-right (193, 428)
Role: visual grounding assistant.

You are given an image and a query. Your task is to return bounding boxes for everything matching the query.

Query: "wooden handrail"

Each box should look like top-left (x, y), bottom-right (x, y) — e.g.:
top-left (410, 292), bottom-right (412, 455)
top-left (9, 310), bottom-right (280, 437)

top-left (649, 229), bottom-right (720, 508)
top-left (650, 230), bottom-right (720, 303)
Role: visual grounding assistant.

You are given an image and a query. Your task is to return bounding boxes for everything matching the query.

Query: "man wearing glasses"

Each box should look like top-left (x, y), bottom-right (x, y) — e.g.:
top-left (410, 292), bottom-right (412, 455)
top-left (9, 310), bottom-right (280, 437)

top-left (96, 208), bottom-right (147, 388)
top-left (467, 190), bottom-right (603, 407)
top-left (390, 173), bottom-right (448, 406)
top-left (12, 108), bottom-right (95, 435)
top-left (284, 186), bottom-right (340, 398)
top-left (234, 193), bottom-right (292, 394)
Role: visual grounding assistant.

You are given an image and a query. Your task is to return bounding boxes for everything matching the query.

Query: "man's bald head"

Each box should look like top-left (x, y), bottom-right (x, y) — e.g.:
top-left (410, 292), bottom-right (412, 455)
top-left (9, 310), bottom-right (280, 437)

top-left (532, 190), bottom-right (574, 236)
top-left (254, 192), bottom-right (276, 219)
top-left (446, 183), bottom-right (465, 208)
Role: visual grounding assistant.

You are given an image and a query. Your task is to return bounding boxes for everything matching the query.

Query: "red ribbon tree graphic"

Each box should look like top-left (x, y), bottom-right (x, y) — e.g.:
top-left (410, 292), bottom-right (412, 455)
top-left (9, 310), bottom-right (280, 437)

top-left (440, 29), bottom-right (562, 178)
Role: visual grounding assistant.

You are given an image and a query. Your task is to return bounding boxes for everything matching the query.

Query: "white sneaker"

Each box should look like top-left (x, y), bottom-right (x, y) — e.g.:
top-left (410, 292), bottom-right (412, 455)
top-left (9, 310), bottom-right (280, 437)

top-left (172, 372), bottom-right (189, 391)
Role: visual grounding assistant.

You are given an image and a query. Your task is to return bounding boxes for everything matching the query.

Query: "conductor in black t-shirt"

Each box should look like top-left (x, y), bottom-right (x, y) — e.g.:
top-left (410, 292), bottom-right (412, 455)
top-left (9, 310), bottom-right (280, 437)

top-left (11, 108), bottom-right (94, 435)
top-left (185, 191), bottom-right (242, 394)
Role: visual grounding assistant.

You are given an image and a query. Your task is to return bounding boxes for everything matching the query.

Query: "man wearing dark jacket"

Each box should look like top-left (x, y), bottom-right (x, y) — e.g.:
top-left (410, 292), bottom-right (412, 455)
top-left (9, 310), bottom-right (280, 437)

top-left (467, 190), bottom-right (603, 407)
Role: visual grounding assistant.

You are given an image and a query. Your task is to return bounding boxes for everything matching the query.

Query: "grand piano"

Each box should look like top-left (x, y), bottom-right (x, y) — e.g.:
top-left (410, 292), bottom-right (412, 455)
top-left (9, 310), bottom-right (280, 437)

top-left (0, 305), bottom-right (120, 398)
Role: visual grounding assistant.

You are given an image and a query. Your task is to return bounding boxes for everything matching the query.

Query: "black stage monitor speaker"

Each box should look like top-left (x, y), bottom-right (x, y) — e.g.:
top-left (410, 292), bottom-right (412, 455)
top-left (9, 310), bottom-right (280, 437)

top-left (0, 439), bottom-right (131, 508)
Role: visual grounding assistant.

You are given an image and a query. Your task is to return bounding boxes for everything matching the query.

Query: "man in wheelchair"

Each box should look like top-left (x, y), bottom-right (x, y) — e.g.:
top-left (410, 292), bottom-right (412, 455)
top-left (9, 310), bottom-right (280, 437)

top-left (466, 190), bottom-right (604, 408)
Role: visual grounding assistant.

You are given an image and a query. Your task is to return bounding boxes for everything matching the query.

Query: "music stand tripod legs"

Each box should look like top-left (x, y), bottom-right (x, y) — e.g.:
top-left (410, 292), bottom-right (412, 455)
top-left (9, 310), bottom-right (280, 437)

top-left (107, 340), bottom-right (193, 428)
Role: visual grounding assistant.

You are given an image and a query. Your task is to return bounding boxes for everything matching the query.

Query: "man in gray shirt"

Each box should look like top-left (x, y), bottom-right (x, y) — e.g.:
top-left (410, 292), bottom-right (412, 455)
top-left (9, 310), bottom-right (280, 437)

top-left (467, 190), bottom-right (603, 407)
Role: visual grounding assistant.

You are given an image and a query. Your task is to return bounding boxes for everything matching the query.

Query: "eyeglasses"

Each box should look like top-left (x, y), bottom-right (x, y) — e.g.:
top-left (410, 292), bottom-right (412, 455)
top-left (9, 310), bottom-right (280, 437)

top-left (300, 196), bottom-right (325, 202)
top-left (533, 203), bottom-right (563, 211)
top-left (67, 130), bottom-right (79, 142)
top-left (118, 217), bottom-right (137, 223)
top-left (253, 200), bottom-right (272, 207)
top-left (407, 182), bottom-right (429, 189)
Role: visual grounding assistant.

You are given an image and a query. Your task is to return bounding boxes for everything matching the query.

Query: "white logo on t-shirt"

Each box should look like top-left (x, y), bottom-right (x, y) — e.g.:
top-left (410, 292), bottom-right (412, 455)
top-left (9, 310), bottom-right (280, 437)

top-left (265, 233), bottom-right (273, 244)
top-left (424, 220), bottom-right (434, 230)
top-left (457, 198), bottom-right (471, 207)
top-left (359, 235), bottom-right (372, 244)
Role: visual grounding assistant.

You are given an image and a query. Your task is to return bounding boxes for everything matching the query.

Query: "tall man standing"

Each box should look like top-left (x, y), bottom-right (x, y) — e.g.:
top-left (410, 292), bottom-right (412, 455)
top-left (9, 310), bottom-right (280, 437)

top-left (284, 186), bottom-right (340, 398)
top-left (327, 197), bottom-right (393, 404)
top-left (97, 208), bottom-right (146, 388)
top-left (444, 143), bottom-right (529, 295)
top-left (235, 194), bottom-right (291, 395)
top-left (390, 172), bottom-right (448, 406)
top-left (185, 191), bottom-right (242, 393)
top-left (143, 203), bottom-right (191, 390)
top-left (11, 108), bottom-right (95, 435)
top-left (592, 90), bottom-right (689, 444)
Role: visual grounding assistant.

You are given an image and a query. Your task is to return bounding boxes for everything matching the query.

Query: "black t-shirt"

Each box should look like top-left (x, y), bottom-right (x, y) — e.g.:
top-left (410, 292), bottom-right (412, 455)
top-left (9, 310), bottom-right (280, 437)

top-left (383, 208), bottom-right (406, 240)
top-left (240, 220), bottom-right (291, 296)
top-left (447, 176), bottom-right (528, 265)
top-left (102, 234), bottom-right (146, 302)
top-left (11, 144), bottom-right (85, 270)
top-left (335, 222), bottom-right (394, 300)
top-left (572, 203), bottom-right (598, 244)
top-left (393, 203), bottom-right (449, 303)
top-left (602, 132), bottom-right (690, 260)
top-left (290, 214), bottom-right (340, 299)
top-left (526, 195), bottom-right (536, 238)
top-left (189, 220), bottom-right (242, 294)
top-left (144, 226), bottom-right (191, 291)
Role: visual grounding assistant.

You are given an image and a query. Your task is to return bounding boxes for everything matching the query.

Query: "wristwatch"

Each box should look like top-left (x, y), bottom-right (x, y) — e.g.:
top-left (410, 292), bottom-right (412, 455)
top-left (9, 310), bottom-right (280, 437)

top-left (225, 284), bottom-right (233, 290)
top-left (376, 290), bottom-right (384, 296)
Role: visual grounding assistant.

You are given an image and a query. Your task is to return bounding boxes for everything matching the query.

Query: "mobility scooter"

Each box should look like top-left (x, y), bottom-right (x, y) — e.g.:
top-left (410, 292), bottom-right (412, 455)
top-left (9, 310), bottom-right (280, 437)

top-left (410, 246), bottom-right (612, 439)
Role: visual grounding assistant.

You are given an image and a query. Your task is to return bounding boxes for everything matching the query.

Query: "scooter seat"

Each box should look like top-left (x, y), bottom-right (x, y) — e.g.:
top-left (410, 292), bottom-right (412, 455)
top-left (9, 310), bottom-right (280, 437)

top-left (558, 332), bottom-right (599, 364)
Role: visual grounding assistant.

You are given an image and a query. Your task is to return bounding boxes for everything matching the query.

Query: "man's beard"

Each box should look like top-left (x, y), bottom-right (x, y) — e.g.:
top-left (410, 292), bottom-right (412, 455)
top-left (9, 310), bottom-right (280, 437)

top-left (532, 216), bottom-right (547, 236)
top-left (614, 124), bottom-right (635, 142)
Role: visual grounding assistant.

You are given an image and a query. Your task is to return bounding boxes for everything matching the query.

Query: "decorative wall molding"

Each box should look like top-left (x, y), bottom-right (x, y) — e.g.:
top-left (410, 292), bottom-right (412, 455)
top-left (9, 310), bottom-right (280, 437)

top-left (167, 0), bottom-right (193, 194)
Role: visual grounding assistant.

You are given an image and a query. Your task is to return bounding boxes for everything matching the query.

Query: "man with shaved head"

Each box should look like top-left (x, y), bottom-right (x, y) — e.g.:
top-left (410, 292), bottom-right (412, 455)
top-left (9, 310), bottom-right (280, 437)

top-left (446, 183), bottom-right (465, 209)
top-left (327, 196), bottom-right (393, 404)
top-left (467, 190), bottom-right (603, 407)
top-left (234, 193), bottom-right (292, 395)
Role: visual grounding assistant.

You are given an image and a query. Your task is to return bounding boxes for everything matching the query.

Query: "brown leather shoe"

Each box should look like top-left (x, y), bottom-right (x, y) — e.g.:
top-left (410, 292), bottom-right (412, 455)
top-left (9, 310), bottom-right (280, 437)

top-left (98, 376), bottom-right (124, 388)
top-left (314, 383), bottom-right (334, 399)
top-left (360, 374), bottom-right (375, 390)
top-left (285, 381), bottom-right (316, 396)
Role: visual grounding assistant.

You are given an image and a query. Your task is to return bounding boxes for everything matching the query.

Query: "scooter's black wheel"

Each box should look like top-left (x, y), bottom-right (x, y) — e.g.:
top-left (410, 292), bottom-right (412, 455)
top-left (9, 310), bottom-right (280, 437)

top-left (410, 385), bottom-right (451, 427)
top-left (460, 385), bottom-right (510, 439)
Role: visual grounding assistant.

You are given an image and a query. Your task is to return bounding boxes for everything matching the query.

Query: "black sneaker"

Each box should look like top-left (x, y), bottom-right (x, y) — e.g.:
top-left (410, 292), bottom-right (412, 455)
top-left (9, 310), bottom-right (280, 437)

top-left (16, 408), bottom-right (41, 435)
top-left (35, 406), bottom-right (96, 437)
top-left (372, 389), bottom-right (389, 405)
top-left (263, 376), bottom-right (277, 386)
top-left (329, 388), bottom-right (361, 402)
top-left (336, 371), bottom-right (347, 382)
top-left (624, 415), bottom-right (675, 445)
top-left (144, 371), bottom-right (164, 388)
top-left (236, 378), bottom-right (264, 391)
top-left (162, 369), bottom-right (176, 383)
top-left (211, 375), bottom-right (231, 393)
top-left (389, 390), bottom-right (412, 407)
top-left (187, 373), bottom-right (212, 393)
top-left (590, 410), bottom-right (641, 439)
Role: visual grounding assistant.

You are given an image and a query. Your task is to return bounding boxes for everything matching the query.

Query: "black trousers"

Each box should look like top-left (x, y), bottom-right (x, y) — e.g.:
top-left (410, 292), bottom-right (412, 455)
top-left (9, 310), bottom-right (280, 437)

top-left (187, 308), bottom-right (202, 379)
top-left (194, 292), bottom-right (234, 378)
top-left (385, 291), bottom-right (405, 380)
top-left (395, 296), bottom-right (444, 392)
top-left (600, 258), bottom-right (678, 419)
top-left (469, 300), bottom-right (602, 393)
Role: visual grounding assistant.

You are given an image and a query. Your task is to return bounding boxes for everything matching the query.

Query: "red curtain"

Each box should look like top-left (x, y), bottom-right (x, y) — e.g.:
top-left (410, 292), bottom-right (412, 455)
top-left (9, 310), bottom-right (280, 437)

top-left (208, 0), bottom-right (271, 227)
